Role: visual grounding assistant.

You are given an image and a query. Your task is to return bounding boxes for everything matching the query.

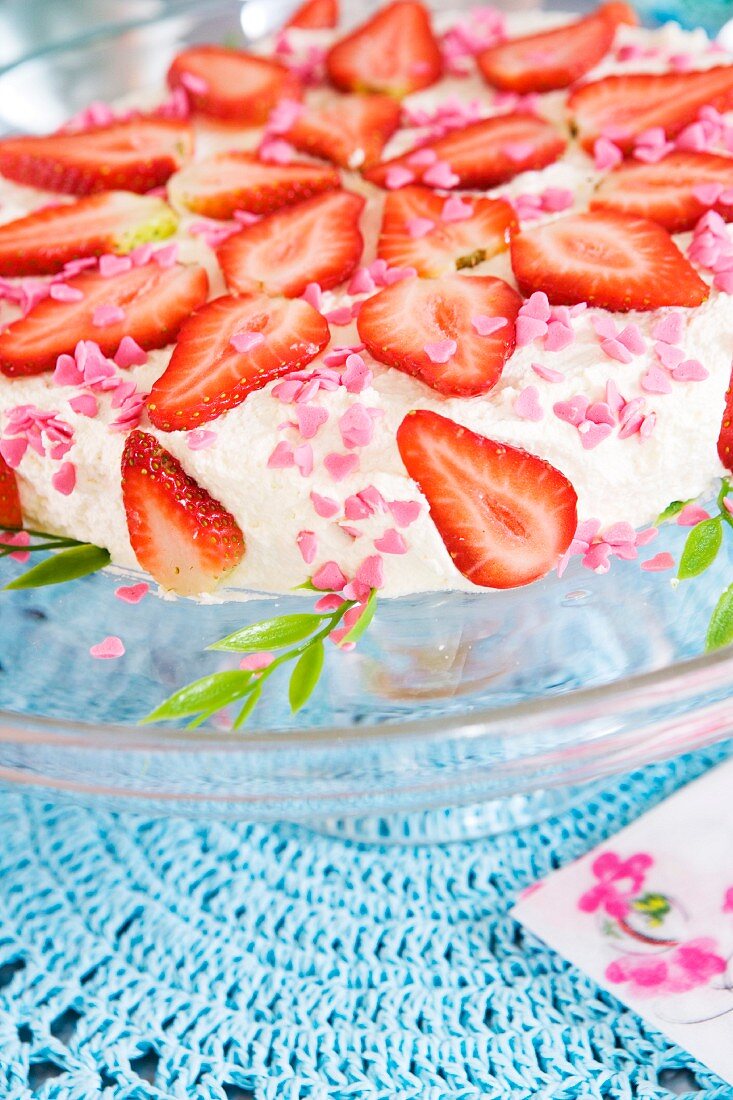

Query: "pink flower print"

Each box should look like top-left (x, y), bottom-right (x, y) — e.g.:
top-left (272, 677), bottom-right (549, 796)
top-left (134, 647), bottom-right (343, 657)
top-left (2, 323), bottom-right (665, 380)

top-left (606, 938), bottom-right (727, 998)
top-left (578, 851), bottom-right (653, 919)
top-left (723, 887), bottom-right (733, 913)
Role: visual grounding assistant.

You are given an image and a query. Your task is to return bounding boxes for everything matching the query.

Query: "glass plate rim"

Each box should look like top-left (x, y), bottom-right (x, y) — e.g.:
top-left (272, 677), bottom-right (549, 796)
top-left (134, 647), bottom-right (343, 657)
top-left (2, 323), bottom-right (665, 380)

top-left (0, 0), bottom-right (732, 751)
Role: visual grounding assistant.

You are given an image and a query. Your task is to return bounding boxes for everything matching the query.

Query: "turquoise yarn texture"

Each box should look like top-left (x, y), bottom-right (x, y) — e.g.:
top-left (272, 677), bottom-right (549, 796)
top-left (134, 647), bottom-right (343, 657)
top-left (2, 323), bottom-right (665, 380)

top-left (0, 744), bottom-right (732, 1100)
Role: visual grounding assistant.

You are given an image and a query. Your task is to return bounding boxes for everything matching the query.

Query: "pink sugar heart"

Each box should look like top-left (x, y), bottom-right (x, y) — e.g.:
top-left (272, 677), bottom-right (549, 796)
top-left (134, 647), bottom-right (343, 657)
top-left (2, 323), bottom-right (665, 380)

top-left (49, 283), bottom-right (84, 302)
top-left (230, 330), bottom-right (265, 353)
top-left (408, 148), bottom-right (438, 167)
top-left (324, 452), bottom-right (360, 482)
top-left (0, 437), bottom-right (28, 469)
top-left (521, 291), bottom-right (551, 321)
top-left (374, 528), bottom-right (408, 555)
top-left (69, 394), bottom-right (99, 418)
top-left (312, 560), bottom-right (348, 591)
top-left (387, 499), bottom-right (421, 527)
top-left (513, 385), bottom-right (543, 421)
top-left (405, 216), bottom-right (435, 239)
top-left (293, 443), bottom-right (314, 477)
top-left (342, 354), bottom-right (373, 394)
top-left (339, 403), bottom-right (375, 449)
top-left (53, 354), bottom-right (84, 387)
top-left (654, 341), bottom-right (685, 370)
top-left (543, 321), bottom-right (573, 351)
top-left (99, 254), bottom-right (133, 278)
top-left (641, 365), bottom-right (672, 394)
top-left (600, 337), bottom-right (633, 364)
top-left (553, 396), bottom-right (589, 427)
top-left (385, 166), bottom-right (415, 190)
top-left (267, 441), bottom-right (295, 468)
top-left (115, 582), bottom-right (149, 604)
top-left (471, 314), bottom-right (507, 337)
top-left (693, 182), bottom-right (724, 206)
top-left (51, 461), bottom-right (76, 496)
top-left (422, 162), bottom-right (460, 189)
top-left (531, 362), bottom-right (563, 383)
top-left (347, 268), bottom-right (376, 295)
top-left (355, 553), bottom-right (385, 590)
top-left (515, 315), bottom-right (547, 347)
top-left (187, 429), bottom-right (217, 450)
top-left (672, 359), bottom-right (708, 382)
top-left (585, 401), bottom-right (615, 427)
top-left (441, 196), bottom-right (473, 222)
top-left (502, 140), bottom-right (535, 162)
top-left (593, 136), bottom-right (623, 170)
top-left (640, 552), bottom-right (675, 572)
top-left (617, 323), bottom-right (645, 355)
top-left (114, 336), bottom-right (147, 369)
top-left (310, 491), bottom-right (340, 519)
top-left (652, 313), bottom-right (684, 344)
top-left (296, 529), bottom-right (318, 564)
top-left (424, 339), bottom-right (457, 363)
top-left (295, 405), bottom-right (329, 440)
top-left (578, 421), bottom-right (613, 449)
top-left (89, 635), bottom-right (125, 659)
top-left (153, 243), bottom-right (178, 268)
top-left (92, 304), bottom-right (125, 328)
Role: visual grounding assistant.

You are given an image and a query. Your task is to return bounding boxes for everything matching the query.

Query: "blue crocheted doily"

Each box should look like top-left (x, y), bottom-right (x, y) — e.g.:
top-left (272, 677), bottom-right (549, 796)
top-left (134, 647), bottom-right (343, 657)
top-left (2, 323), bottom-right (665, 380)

top-left (1, 744), bottom-right (732, 1100)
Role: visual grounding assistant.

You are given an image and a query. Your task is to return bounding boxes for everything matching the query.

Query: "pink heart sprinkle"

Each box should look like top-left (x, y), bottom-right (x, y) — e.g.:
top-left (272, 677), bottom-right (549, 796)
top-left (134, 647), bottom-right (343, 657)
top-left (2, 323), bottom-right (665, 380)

top-left (441, 196), bottom-right (473, 222)
top-left (600, 337), bottom-right (633, 364)
top-left (314, 593), bottom-right (345, 613)
top-left (617, 323), bottom-right (645, 355)
top-left (672, 359), bottom-right (708, 382)
top-left (653, 312), bottom-right (684, 344)
top-left (514, 386), bottom-right (543, 421)
top-left (374, 528), bottom-right (407, 554)
top-left (407, 148), bottom-right (438, 167)
top-left (543, 321), bottom-right (574, 352)
top-left (424, 339), bottom-right (457, 363)
top-left (531, 362), bottom-right (564, 383)
top-left (339, 403), bottom-right (375, 449)
top-left (405, 216), bottom-right (435, 239)
top-left (297, 529), bottom-right (318, 564)
top-left (179, 70), bottom-right (209, 95)
top-left (354, 553), bottom-right (385, 590)
top-left (295, 405), bottom-right (329, 439)
top-left (502, 141), bottom-right (535, 162)
top-left (0, 438), bottom-right (28, 469)
top-left (641, 366), bottom-right (672, 394)
top-left (385, 166), bottom-right (415, 190)
top-left (471, 314), bottom-right (507, 337)
top-left (53, 354), bottom-right (84, 387)
top-left (92, 304), bottom-right (125, 327)
top-left (347, 268), bottom-right (376, 295)
top-left (693, 182), bottom-right (724, 206)
top-left (324, 305), bottom-right (353, 325)
top-left (342, 354), bottom-right (373, 394)
top-left (422, 162), bottom-right (460, 189)
top-left (301, 282), bottom-right (323, 311)
top-left (230, 330), bottom-right (265, 353)
top-left (153, 243), bottom-right (178, 268)
top-left (585, 401), bottom-right (615, 427)
top-left (593, 136), bottom-right (623, 170)
top-left (654, 341), bottom-right (685, 370)
top-left (99, 254), bottom-right (133, 278)
top-left (515, 316), bottom-right (547, 346)
top-left (641, 552), bottom-right (675, 572)
top-left (310, 491), bottom-right (340, 518)
top-left (578, 421), bottom-right (613, 450)
top-left (187, 429), bottom-right (217, 450)
top-left (521, 291), bottom-right (551, 321)
top-left (239, 651), bottom-right (275, 671)
top-left (312, 560), bottom-right (348, 591)
top-left (267, 441), bottom-right (295, 468)
top-left (114, 336), bottom-right (147, 369)
top-left (383, 265), bottom-right (417, 286)
top-left (69, 394), bottom-right (98, 417)
top-left (115, 582), bottom-right (149, 604)
top-left (541, 187), bottom-right (573, 213)
top-left (49, 283), bottom-right (84, 302)
top-left (344, 494), bottom-right (371, 520)
top-left (358, 485), bottom-right (387, 513)
top-left (387, 499), bottom-right (421, 527)
top-left (89, 635), bottom-right (125, 659)
top-left (324, 452), bottom-right (360, 482)
top-left (294, 443), bottom-right (314, 477)
top-left (51, 462), bottom-right (76, 496)
top-left (553, 396), bottom-right (589, 427)
top-left (677, 503), bottom-right (711, 526)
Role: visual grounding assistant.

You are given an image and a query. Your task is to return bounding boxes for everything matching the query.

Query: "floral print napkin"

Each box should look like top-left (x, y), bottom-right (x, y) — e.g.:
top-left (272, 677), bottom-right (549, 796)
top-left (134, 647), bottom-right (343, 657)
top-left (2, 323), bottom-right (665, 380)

top-left (513, 758), bottom-right (733, 1082)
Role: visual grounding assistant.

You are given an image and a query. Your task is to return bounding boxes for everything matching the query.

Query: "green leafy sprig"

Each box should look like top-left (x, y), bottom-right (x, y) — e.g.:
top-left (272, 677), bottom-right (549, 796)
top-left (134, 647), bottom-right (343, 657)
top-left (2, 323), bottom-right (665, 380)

top-left (143, 588), bottom-right (377, 730)
top-left (662, 478), bottom-right (733, 650)
top-left (1, 526), bottom-right (110, 590)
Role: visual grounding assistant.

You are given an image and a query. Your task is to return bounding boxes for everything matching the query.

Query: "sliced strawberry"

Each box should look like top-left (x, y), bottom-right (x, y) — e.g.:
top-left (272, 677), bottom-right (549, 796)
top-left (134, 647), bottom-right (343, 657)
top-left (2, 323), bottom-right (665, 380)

top-left (0, 262), bottom-right (208, 377)
top-left (397, 410), bottom-right (578, 589)
top-left (167, 152), bottom-right (341, 219)
top-left (477, 3), bottom-right (634, 95)
top-left (218, 190), bottom-right (364, 298)
top-left (0, 120), bottom-right (192, 196)
top-left (121, 429), bottom-right (245, 596)
top-left (326, 1), bottom-right (442, 97)
top-left (718, 363), bottom-right (733, 473)
top-left (167, 46), bottom-right (301, 124)
top-left (0, 192), bottom-right (178, 278)
top-left (357, 274), bottom-right (521, 397)
top-left (590, 152), bottom-right (733, 233)
top-left (0, 455), bottom-right (22, 528)
top-left (510, 210), bottom-right (708, 311)
top-left (284, 94), bottom-right (401, 170)
top-left (377, 186), bottom-right (516, 277)
top-left (147, 293), bottom-right (330, 431)
top-left (365, 114), bottom-right (566, 190)
top-left (569, 66), bottom-right (733, 154)
top-left (286, 0), bottom-right (339, 28)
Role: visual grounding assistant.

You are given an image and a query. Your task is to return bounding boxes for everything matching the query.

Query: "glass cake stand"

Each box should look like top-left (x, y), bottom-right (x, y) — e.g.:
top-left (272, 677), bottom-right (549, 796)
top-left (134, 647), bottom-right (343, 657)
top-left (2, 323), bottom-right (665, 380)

top-left (0, 0), bottom-right (731, 841)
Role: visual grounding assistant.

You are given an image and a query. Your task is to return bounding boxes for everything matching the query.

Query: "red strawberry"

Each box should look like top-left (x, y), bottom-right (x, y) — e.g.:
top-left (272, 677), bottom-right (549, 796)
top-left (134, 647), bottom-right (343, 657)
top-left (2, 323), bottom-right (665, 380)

top-left (326, 1), bottom-right (442, 97)
top-left (217, 190), bottom-right (364, 298)
top-left (286, 0), bottom-right (338, 28)
top-left (167, 46), bottom-right (301, 124)
top-left (365, 114), bottom-right (566, 190)
top-left (377, 186), bottom-right (516, 277)
top-left (284, 94), bottom-right (401, 170)
top-left (121, 429), bottom-right (245, 596)
top-left (0, 262), bottom-right (208, 377)
top-left (0, 192), bottom-right (178, 278)
top-left (0, 120), bottom-right (192, 196)
top-left (569, 66), bottom-right (733, 154)
top-left (146, 293), bottom-right (330, 431)
top-left (397, 410), bottom-right (578, 589)
top-left (167, 152), bottom-right (341, 219)
top-left (718, 364), bottom-right (733, 472)
top-left (590, 152), bottom-right (733, 233)
top-left (357, 274), bottom-right (521, 397)
top-left (510, 210), bottom-right (708, 311)
top-left (0, 455), bottom-right (22, 529)
top-left (477, 3), bottom-right (635, 95)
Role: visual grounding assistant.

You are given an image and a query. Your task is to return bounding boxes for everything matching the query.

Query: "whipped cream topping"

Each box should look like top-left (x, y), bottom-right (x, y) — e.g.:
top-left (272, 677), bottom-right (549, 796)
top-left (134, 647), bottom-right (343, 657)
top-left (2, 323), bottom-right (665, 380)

top-left (0, 11), bottom-right (731, 598)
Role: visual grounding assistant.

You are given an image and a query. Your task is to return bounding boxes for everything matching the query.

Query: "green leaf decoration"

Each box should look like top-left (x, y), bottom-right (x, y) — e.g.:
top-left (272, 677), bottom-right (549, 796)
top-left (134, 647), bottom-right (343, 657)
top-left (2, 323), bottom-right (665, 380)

top-left (655, 499), bottom-right (691, 525)
top-left (209, 613), bottom-right (324, 653)
top-left (288, 640), bottom-right (325, 714)
top-left (631, 892), bottom-right (671, 928)
top-left (341, 589), bottom-right (378, 646)
top-left (706, 582), bottom-right (733, 651)
top-left (233, 682), bottom-right (263, 729)
top-left (142, 669), bottom-right (252, 724)
top-left (4, 543), bottom-right (110, 590)
top-left (677, 517), bottom-right (723, 580)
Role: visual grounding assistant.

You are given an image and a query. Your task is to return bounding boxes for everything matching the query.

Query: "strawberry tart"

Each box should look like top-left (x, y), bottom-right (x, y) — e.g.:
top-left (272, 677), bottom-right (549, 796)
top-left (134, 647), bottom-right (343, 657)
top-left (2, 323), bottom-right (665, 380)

top-left (0, 0), bottom-right (733, 600)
